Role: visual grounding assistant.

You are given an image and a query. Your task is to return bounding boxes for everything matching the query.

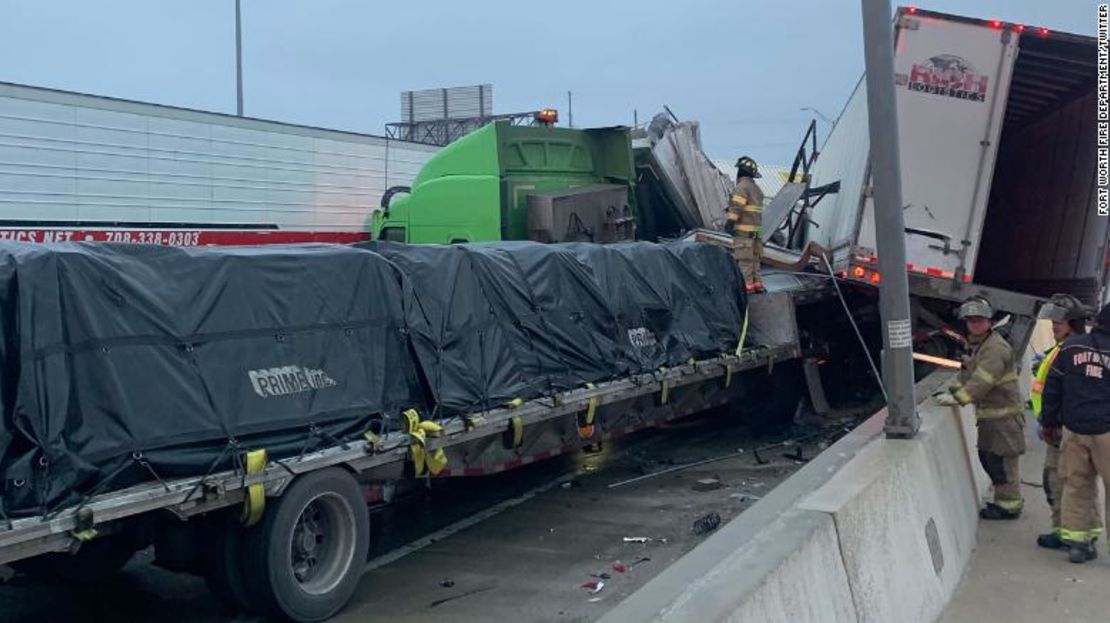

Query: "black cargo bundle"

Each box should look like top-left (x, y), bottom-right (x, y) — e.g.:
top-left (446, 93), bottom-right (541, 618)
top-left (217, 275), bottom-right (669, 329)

top-left (364, 241), bottom-right (746, 416)
top-left (0, 240), bottom-right (744, 517)
top-left (0, 243), bottom-right (424, 517)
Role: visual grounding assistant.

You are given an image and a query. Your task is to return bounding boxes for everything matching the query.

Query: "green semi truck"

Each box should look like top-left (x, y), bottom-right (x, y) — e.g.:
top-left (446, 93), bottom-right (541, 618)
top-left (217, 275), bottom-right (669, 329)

top-left (373, 121), bottom-right (639, 244)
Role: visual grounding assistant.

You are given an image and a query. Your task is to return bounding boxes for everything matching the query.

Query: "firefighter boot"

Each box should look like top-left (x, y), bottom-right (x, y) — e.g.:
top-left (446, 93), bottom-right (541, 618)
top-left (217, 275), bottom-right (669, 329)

top-left (1067, 541), bottom-right (1097, 564)
top-left (1037, 532), bottom-right (1067, 550)
top-left (979, 503), bottom-right (1021, 520)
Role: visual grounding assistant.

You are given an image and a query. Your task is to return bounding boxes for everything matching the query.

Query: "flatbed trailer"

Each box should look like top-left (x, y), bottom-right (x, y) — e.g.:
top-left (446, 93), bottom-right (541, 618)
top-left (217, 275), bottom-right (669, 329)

top-left (0, 261), bottom-right (857, 622)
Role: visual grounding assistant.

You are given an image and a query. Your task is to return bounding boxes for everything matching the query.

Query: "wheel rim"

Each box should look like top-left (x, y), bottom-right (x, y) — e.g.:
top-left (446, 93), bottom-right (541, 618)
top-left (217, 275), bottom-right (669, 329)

top-left (287, 491), bottom-right (358, 596)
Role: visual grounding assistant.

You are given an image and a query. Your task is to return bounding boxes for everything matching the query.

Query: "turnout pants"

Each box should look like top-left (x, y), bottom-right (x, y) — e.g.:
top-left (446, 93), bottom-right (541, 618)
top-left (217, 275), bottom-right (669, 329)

top-left (1059, 429), bottom-right (1110, 544)
top-left (732, 236), bottom-right (763, 292)
top-left (977, 415), bottom-right (1026, 511)
top-left (1044, 442), bottom-right (1063, 532)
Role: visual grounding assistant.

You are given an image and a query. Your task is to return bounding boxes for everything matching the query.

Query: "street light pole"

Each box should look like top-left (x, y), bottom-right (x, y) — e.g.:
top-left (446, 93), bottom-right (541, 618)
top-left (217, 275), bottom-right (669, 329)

top-left (860, 0), bottom-right (919, 437)
top-left (235, 0), bottom-right (244, 116)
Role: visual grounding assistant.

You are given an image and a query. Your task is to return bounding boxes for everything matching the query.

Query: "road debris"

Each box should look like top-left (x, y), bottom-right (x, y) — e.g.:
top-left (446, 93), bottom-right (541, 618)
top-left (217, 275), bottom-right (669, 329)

top-left (623, 536), bottom-right (652, 543)
top-left (612, 561), bottom-right (627, 573)
top-left (429, 586), bottom-right (495, 608)
top-left (729, 493), bottom-right (762, 502)
top-left (692, 478), bottom-right (722, 492)
top-left (440, 579), bottom-right (455, 588)
top-left (589, 572), bottom-right (612, 580)
top-left (692, 512), bottom-right (722, 535)
top-left (607, 451), bottom-right (745, 489)
top-left (581, 580), bottom-right (605, 594)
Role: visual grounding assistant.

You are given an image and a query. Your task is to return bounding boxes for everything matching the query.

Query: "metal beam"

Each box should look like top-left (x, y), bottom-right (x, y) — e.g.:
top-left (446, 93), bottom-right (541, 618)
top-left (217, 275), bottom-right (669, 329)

top-left (861, 0), bottom-right (919, 437)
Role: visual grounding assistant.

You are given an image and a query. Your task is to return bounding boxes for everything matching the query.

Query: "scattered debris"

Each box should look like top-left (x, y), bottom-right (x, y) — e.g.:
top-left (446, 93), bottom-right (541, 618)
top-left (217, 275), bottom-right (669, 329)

top-left (612, 561), bottom-right (627, 573)
top-left (588, 597), bottom-right (604, 603)
top-left (692, 478), bottom-right (722, 492)
top-left (692, 512), bottom-right (722, 535)
top-left (440, 579), bottom-right (455, 588)
top-left (623, 536), bottom-right (652, 543)
top-left (589, 572), bottom-right (612, 580)
top-left (581, 580), bottom-right (606, 594)
top-left (1066, 577), bottom-right (1085, 584)
top-left (607, 451), bottom-right (745, 489)
top-left (429, 586), bottom-right (495, 608)
top-left (729, 493), bottom-right (762, 502)
top-left (628, 556), bottom-right (651, 568)
top-left (561, 479), bottom-right (582, 489)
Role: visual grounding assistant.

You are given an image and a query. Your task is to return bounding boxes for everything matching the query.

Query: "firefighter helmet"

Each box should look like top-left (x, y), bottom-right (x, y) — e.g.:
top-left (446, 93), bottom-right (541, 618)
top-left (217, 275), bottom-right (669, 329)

top-left (735, 156), bottom-right (761, 178)
top-left (1037, 293), bottom-right (1092, 322)
top-left (957, 296), bottom-right (993, 320)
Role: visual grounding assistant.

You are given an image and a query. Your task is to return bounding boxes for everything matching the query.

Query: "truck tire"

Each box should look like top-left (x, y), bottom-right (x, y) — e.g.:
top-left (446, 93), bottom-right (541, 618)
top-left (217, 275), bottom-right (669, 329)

top-left (204, 513), bottom-right (266, 615)
top-left (12, 533), bottom-right (138, 583)
top-left (243, 468), bottom-right (369, 622)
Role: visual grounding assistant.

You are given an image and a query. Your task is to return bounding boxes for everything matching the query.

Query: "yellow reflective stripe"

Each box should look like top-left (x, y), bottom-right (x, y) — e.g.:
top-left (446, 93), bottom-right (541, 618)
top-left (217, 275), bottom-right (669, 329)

top-left (727, 211), bottom-right (741, 221)
top-left (953, 388), bottom-right (973, 405)
top-left (994, 497), bottom-right (1024, 511)
top-left (740, 204), bottom-right (763, 213)
top-left (1060, 528), bottom-right (1098, 543)
top-left (734, 224), bottom-right (761, 233)
top-left (998, 370), bottom-right (1018, 384)
top-left (729, 193), bottom-right (749, 205)
top-left (973, 367), bottom-right (997, 384)
top-left (976, 404), bottom-right (1022, 419)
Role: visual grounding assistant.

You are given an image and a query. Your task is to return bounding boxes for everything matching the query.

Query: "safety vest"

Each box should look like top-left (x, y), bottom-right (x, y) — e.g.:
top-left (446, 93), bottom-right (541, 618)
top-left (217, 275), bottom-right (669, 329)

top-left (1031, 343), bottom-right (1060, 419)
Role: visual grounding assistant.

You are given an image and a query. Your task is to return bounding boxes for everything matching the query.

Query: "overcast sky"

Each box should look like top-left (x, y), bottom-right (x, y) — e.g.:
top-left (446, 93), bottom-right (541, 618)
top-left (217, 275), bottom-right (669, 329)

top-left (0, 1), bottom-right (1098, 164)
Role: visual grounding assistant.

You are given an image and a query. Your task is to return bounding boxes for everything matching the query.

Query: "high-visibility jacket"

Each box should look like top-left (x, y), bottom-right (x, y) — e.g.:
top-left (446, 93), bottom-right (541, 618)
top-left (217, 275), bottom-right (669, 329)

top-left (1031, 343), bottom-right (1061, 419)
top-left (726, 177), bottom-right (764, 238)
top-left (949, 330), bottom-right (1023, 420)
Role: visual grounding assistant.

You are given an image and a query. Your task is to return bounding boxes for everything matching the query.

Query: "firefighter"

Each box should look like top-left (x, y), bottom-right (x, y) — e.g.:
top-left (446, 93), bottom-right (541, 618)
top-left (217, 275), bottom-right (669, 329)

top-left (1031, 294), bottom-right (1094, 550)
top-left (935, 296), bottom-right (1026, 519)
top-left (1040, 303), bottom-right (1110, 563)
top-left (726, 156), bottom-right (765, 293)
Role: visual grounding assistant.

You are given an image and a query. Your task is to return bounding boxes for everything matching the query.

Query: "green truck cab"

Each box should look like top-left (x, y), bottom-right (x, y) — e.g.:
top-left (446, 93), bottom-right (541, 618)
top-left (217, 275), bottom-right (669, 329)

top-left (373, 121), bottom-right (635, 244)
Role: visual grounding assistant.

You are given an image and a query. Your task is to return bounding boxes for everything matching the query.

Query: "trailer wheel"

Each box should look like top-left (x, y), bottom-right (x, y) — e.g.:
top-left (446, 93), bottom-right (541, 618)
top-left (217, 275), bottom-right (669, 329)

top-left (204, 513), bottom-right (266, 614)
top-left (243, 468), bottom-right (369, 622)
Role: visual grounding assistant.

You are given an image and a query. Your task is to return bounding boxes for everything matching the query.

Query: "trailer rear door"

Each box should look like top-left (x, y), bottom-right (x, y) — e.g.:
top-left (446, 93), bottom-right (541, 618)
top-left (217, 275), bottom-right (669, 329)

top-left (855, 12), bottom-right (1018, 278)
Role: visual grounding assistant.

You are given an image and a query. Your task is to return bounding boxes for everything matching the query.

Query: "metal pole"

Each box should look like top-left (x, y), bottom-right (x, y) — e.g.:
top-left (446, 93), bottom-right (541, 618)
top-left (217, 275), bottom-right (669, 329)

top-left (235, 0), bottom-right (244, 116)
top-left (860, 0), bottom-right (918, 437)
top-left (567, 91), bottom-right (573, 128)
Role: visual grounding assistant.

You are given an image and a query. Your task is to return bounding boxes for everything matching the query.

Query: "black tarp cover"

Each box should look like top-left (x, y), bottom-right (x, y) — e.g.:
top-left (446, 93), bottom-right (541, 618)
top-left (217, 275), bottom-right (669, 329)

top-left (0, 240), bottom-right (744, 517)
top-left (0, 243), bottom-right (422, 516)
top-left (364, 241), bottom-right (746, 416)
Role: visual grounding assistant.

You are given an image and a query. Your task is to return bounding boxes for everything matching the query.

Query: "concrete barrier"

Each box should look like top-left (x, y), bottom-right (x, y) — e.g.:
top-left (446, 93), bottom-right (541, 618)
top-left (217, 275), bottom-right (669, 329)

top-left (601, 372), bottom-right (987, 623)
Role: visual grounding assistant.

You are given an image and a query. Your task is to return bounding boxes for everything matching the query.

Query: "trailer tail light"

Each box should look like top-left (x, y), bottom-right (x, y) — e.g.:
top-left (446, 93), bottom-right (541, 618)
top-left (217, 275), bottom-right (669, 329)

top-left (907, 6), bottom-right (917, 14)
top-left (852, 266), bottom-right (867, 279)
top-left (869, 271), bottom-right (881, 284)
top-left (1039, 27), bottom-right (1050, 37)
top-left (1015, 24), bottom-right (1025, 33)
top-left (989, 20), bottom-right (1003, 29)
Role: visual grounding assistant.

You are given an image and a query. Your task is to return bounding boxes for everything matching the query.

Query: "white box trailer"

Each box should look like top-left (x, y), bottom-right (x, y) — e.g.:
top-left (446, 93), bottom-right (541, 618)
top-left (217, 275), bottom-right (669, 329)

top-left (0, 82), bottom-right (439, 245)
top-left (807, 8), bottom-right (1106, 342)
